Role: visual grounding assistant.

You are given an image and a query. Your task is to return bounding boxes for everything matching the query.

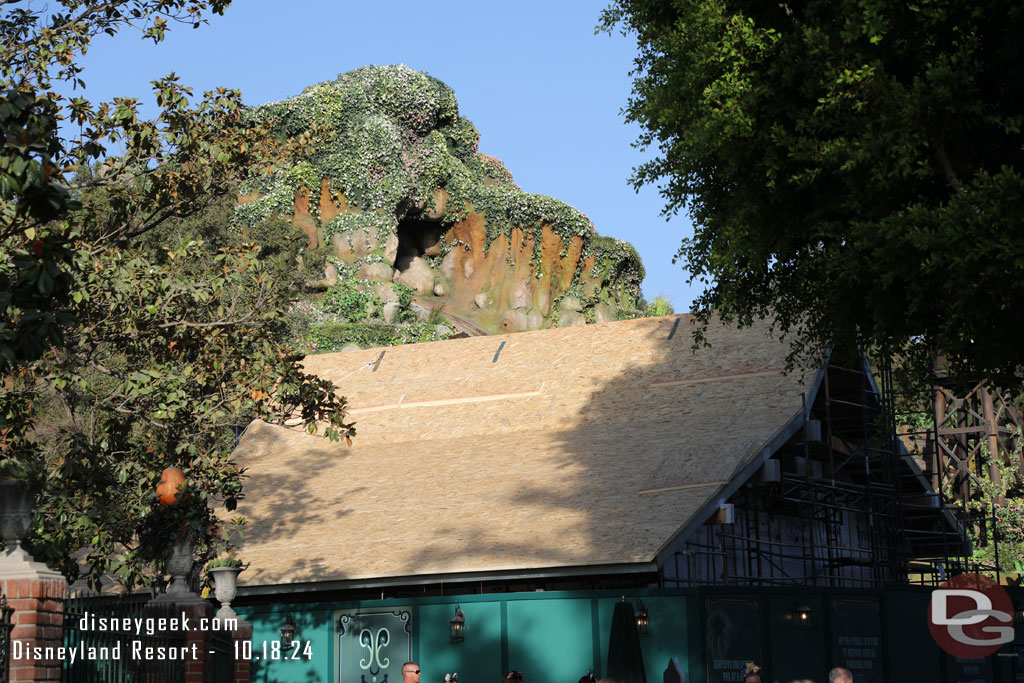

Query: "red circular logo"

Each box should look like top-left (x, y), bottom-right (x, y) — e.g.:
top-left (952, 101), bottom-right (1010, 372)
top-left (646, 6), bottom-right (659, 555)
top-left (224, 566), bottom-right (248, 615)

top-left (927, 573), bottom-right (1015, 658)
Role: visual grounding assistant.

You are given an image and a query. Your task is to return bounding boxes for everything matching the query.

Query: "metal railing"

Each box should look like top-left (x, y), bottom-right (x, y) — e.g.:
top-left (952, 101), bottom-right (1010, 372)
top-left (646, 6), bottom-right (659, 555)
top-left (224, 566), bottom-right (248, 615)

top-left (61, 592), bottom-right (187, 683)
top-left (1, 594), bottom-right (13, 683)
top-left (206, 627), bottom-right (233, 683)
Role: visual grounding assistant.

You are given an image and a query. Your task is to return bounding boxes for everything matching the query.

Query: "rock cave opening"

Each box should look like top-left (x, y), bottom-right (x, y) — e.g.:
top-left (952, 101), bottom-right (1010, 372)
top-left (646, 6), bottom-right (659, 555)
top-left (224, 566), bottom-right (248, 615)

top-left (394, 217), bottom-right (444, 273)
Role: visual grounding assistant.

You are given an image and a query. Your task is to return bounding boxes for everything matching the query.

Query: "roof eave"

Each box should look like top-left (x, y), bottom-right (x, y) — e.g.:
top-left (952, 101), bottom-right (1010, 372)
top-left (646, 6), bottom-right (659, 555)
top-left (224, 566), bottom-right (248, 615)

top-left (235, 561), bottom-right (659, 598)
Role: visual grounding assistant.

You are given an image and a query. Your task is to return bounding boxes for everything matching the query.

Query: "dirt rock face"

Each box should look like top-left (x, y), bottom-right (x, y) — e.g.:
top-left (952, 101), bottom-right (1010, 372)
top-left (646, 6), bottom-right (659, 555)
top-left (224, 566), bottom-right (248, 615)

top-left (322, 196), bottom-right (610, 332)
top-left (291, 185), bottom-right (642, 333)
top-left (434, 214), bottom-right (584, 332)
top-left (395, 256), bottom-right (434, 294)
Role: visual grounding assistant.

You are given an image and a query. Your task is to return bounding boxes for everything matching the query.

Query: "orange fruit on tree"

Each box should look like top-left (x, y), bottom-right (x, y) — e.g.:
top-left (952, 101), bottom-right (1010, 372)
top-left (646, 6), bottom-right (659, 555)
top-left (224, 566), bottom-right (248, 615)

top-left (156, 467), bottom-right (188, 506)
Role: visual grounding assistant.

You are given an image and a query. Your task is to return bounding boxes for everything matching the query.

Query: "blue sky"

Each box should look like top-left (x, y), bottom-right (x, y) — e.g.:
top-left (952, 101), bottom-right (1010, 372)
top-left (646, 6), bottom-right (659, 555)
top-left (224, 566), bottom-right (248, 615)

top-left (64, 0), bottom-right (700, 310)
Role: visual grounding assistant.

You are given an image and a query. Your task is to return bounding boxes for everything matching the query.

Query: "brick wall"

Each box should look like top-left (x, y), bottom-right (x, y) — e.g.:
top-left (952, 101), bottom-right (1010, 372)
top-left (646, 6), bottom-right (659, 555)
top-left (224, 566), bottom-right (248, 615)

top-left (233, 619), bottom-right (253, 683)
top-left (1, 574), bottom-right (67, 682)
top-left (2, 560), bottom-right (251, 682)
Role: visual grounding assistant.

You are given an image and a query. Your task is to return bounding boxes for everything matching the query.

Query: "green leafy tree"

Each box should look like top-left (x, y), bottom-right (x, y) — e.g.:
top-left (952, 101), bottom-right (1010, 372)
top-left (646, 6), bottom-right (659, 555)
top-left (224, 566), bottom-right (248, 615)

top-left (26, 233), bottom-right (354, 588)
top-left (601, 0), bottom-right (1024, 386)
top-left (1, 0), bottom-right (353, 589)
top-left (2, 0), bottom-right (233, 364)
top-left (644, 294), bottom-right (674, 317)
top-left (946, 435), bottom-right (1024, 578)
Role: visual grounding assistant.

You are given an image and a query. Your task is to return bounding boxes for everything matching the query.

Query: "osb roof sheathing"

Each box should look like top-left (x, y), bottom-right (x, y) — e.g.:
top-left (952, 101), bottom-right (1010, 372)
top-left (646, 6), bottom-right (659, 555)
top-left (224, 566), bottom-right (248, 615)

top-left (233, 315), bottom-right (809, 587)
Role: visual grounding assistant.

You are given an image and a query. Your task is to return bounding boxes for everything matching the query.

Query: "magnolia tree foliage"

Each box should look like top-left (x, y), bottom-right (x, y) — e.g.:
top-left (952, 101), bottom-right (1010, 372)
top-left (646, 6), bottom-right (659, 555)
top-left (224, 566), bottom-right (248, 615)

top-left (27, 230), bottom-right (354, 586)
top-left (1, 0), bottom-right (355, 589)
top-left (601, 0), bottom-right (1024, 386)
top-left (2, 0), bottom-right (232, 364)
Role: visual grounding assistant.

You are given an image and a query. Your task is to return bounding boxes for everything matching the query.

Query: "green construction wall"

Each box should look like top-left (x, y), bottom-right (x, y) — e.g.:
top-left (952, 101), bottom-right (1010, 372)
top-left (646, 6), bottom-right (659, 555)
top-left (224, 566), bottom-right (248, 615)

top-left (236, 585), bottom-right (1024, 683)
top-left (247, 605), bottom-right (336, 683)
top-left (507, 598), bottom-right (595, 679)
top-left (884, 588), bottom-right (940, 683)
top-left (420, 601), bottom-right (502, 683)
top-left (239, 590), bottom-right (690, 683)
top-left (596, 595), bottom-right (690, 683)
top-left (766, 593), bottom-right (827, 683)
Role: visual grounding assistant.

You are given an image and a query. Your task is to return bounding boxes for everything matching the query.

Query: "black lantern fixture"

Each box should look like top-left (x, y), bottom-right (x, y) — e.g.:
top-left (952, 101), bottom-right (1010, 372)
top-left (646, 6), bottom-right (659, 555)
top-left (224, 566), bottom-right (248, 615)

top-left (450, 604), bottom-right (466, 642)
top-left (281, 613), bottom-right (297, 647)
top-left (635, 600), bottom-right (649, 635)
top-left (1015, 598), bottom-right (1024, 624)
top-left (794, 601), bottom-right (812, 626)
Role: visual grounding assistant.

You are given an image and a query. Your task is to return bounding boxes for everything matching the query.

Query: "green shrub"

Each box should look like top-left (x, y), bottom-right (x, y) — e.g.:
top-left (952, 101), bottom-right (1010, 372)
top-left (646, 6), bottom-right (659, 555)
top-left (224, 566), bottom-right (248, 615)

top-left (304, 322), bottom-right (450, 353)
top-left (392, 283), bottom-right (416, 323)
top-left (644, 295), bottom-right (675, 317)
top-left (319, 281), bottom-right (380, 322)
top-left (207, 555), bottom-right (245, 569)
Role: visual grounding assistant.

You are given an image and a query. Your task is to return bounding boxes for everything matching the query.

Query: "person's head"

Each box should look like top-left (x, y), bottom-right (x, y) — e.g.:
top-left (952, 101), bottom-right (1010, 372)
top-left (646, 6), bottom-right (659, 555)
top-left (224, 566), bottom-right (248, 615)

top-left (829, 668), bottom-right (852, 683)
top-left (403, 663), bottom-right (421, 683)
top-left (742, 664), bottom-right (763, 683)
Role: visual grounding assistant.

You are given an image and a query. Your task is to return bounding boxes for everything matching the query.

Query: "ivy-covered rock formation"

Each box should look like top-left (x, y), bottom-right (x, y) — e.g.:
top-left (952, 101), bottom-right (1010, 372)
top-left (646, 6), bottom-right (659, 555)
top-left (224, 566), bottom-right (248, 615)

top-left (236, 65), bottom-right (644, 334)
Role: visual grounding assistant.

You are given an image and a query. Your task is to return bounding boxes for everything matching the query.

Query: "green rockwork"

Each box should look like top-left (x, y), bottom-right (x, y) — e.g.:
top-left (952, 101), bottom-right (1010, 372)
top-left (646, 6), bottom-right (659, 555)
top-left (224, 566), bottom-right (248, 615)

top-left (236, 65), bottom-right (645, 334)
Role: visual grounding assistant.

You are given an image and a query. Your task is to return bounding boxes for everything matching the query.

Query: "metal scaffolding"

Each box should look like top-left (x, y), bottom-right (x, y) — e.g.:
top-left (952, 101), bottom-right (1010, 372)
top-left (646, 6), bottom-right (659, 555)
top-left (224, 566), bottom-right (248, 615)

top-left (661, 358), bottom-right (968, 588)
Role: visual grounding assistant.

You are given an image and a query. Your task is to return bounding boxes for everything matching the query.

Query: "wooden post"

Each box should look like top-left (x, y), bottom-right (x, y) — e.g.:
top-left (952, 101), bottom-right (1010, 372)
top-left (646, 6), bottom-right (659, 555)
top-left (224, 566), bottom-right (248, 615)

top-left (934, 386), bottom-right (947, 494)
top-left (982, 385), bottom-right (1005, 506)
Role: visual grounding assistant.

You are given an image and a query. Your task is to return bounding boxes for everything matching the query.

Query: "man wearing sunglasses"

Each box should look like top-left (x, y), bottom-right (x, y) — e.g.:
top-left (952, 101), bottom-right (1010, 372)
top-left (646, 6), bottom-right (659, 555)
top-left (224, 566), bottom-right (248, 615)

top-left (403, 662), bottom-right (422, 683)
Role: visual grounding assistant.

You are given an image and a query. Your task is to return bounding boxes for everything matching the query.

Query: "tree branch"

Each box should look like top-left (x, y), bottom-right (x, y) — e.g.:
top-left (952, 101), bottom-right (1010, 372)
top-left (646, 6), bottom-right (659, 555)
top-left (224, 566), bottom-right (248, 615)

top-left (155, 309), bottom-right (259, 329)
top-left (935, 129), bottom-right (965, 195)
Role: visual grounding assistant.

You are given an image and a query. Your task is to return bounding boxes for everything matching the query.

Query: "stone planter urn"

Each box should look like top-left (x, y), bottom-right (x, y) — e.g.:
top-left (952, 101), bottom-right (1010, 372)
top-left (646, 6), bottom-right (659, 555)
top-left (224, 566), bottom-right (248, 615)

top-left (0, 480), bottom-right (35, 561)
top-left (209, 566), bottom-right (244, 619)
top-left (153, 533), bottom-right (203, 604)
top-left (166, 535), bottom-right (193, 591)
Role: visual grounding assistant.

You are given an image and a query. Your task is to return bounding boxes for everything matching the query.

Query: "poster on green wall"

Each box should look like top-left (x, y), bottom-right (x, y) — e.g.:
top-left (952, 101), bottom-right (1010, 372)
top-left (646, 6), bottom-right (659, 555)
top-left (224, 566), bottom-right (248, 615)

top-left (704, 597), bottom-right (763, 683)
top-left (336, 609), bottom-right (413, 683)
top-left (945, 654), bottom-right (993, 683)
top-left (830, 598), bottom-right (883, 683)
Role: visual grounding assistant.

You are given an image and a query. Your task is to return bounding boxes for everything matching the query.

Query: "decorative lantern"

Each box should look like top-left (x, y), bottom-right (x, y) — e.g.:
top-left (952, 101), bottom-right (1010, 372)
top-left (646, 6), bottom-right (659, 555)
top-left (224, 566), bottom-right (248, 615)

top-left (635, 600), bottom-right (649, 635)
top-left (281, 614), bottom-right (297, 647)
top-left (794, 602), bottom-right (812, 626)
top-left (450, 604), bottom-right (465, 642)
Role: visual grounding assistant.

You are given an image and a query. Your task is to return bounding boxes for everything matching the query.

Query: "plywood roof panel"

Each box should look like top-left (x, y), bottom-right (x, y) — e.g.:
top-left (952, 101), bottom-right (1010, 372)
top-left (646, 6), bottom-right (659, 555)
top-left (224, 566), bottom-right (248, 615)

top-left (234, 315), bottom-right (808, 587)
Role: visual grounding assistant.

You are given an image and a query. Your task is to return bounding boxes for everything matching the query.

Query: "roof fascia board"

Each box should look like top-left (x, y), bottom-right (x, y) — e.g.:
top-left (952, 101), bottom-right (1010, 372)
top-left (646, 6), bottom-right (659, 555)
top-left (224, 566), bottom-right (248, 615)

top-left (804, 360), bottom-right (827, 419)
top-left (235, 561), bottom-right (658, 598)
top-left (653, 366), bottom-right (825, 566)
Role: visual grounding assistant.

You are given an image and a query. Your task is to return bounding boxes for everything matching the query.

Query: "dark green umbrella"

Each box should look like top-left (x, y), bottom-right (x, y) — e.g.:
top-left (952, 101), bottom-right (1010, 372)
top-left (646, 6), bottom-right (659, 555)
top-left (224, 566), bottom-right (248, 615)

top-left (607, 600), bottom-right (646, 683)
